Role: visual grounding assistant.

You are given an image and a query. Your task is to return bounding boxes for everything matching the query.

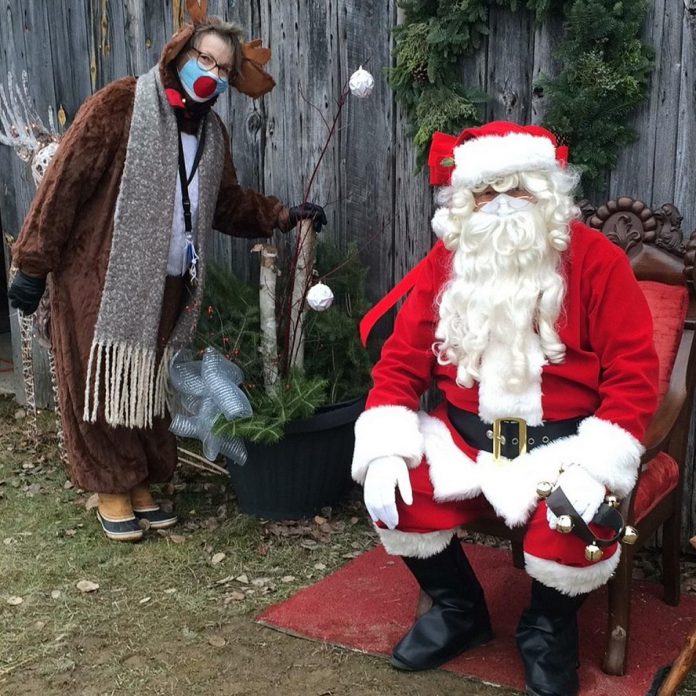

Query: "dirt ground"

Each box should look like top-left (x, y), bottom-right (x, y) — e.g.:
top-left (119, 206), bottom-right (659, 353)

top-left (6, 615), bottom-right (518, 696)
top-left (0, 396), bottom-right (517, 696)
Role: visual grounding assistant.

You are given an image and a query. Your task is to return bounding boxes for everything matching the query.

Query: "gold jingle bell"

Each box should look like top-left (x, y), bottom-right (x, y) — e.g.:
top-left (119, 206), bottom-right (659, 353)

top-left (585, 543), bottom-right (603, 563)
top-left (622, 526), bottom-right (639, 545)
top-left (605, 495), bottom-right (620, 508)
top-left (536, 481), bottom-right (553, 499)
top-left (556, 515), bottom-right (574, 534)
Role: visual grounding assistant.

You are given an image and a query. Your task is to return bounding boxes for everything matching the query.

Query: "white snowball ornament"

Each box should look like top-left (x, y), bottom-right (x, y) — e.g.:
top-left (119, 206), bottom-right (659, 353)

top-left (349, 66), bottom-right (374, 98)
top-left (31, 141), bottom-right (59, 186)
top-left (306, 282), bottom-right (334, 312)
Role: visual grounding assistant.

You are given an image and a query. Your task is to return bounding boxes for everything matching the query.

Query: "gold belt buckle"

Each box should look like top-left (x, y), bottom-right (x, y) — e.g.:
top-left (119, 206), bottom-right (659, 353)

top-left (492, 417), bottom-right (527, 461)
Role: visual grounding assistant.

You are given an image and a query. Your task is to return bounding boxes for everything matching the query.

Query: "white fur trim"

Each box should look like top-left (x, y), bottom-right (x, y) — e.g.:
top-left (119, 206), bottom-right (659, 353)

top-left (377, 527), bottom-right (456, 558)
top-left (477, 448), bottom-right (559, 527)
top-left (524, 548), bottom-right (622, 596)
top-left (352, 406), bottom-right (424, 484)
top-left (478, 339), bottom-right (545, 425)
top-left (575, 417), bottom-right (644, 498)
top-left (452, 132), bottom-right (558, 189)
top-left (477, 434), bottom-right (584, 527)
top-left (419, 412), bottom-right (481, 501)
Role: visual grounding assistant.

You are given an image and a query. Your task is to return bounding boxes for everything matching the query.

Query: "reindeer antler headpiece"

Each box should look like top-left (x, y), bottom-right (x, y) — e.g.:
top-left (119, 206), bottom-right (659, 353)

top-left (186, 0), bottom-right (207, 25)
top-left (167, 0), bottom-right (275, 98)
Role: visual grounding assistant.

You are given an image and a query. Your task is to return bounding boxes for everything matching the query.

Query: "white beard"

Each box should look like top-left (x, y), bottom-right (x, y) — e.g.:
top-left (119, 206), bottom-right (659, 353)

top-left (434, 206), bottom-right (566, 397)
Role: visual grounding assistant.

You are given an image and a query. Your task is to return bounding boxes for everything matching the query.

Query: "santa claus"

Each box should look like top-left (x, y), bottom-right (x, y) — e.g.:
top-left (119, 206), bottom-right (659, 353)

top-left (352, 121), bottom-right (659, 696)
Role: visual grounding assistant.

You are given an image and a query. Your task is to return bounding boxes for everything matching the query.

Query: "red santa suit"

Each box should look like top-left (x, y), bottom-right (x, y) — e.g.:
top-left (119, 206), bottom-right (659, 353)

top-left (353, 219), bottom-right (659, 596)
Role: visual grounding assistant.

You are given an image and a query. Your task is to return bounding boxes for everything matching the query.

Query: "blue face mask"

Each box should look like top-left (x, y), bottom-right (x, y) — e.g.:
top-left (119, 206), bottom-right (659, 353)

top-left (177, 59), bottom-right (228, 103)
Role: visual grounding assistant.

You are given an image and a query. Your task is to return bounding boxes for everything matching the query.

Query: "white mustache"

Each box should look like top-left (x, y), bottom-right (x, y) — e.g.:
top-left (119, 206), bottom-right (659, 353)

top-left (478, 193), bottom-right (535, 217)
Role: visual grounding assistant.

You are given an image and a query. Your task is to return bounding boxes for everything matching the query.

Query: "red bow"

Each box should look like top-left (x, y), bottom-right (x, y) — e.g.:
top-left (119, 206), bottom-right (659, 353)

top-left (165, 88), bottom-right (186, 109)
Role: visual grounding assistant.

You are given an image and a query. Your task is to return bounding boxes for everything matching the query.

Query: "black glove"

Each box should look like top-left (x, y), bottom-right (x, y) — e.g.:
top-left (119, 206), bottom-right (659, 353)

top-left (8, 270), bottom-right (46, 316)
top-left (288, 202), bottom-right (328, 232)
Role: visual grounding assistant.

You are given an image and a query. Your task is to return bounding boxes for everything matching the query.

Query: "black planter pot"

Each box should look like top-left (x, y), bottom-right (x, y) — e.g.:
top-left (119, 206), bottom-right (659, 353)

top-left (226, 396), bottom-right (366, 520)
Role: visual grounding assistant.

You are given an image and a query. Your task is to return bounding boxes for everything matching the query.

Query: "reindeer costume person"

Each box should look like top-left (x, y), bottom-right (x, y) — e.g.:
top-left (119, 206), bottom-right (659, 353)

top-left (8, 0), bottom-right (325, 542)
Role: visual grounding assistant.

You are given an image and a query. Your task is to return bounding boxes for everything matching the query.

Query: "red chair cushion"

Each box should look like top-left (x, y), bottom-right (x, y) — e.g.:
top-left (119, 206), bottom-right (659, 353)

top-left (633, 451), bottom-right (680, 523)
top-left (638, 280), bottom-right (689, 400)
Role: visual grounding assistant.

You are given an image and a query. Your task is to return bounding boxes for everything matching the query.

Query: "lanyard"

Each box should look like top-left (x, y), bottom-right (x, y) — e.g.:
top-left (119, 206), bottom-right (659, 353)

top-left (176, 117), bottom-right (207, 282)
top-left (177, 118), bottom-right (207, 234)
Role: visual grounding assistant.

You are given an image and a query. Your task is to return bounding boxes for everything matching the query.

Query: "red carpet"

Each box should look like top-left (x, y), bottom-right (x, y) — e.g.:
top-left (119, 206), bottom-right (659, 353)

top-left (257, 543), bottom-right (696, 695)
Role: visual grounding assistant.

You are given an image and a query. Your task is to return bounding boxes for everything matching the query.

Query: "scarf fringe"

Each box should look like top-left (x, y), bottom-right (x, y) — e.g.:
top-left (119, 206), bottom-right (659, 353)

top-left (83, 341), bottom-right (176, 429)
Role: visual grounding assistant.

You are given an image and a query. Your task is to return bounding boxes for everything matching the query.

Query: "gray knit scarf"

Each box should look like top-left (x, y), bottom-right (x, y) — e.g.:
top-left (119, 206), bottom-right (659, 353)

top-left (83, 65), bottom-right (225, 429)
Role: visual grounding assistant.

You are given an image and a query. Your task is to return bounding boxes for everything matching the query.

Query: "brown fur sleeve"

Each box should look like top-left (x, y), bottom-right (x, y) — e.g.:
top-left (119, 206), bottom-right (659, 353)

top-left (212, 120), bottom-right (290, 238)
top-left (12, 77), bottom-right (137, 277)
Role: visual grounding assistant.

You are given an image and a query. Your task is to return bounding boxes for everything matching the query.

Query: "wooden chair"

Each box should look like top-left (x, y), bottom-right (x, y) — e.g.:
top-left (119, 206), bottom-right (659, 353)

top-left (450, 197), bottom-right (696, 676)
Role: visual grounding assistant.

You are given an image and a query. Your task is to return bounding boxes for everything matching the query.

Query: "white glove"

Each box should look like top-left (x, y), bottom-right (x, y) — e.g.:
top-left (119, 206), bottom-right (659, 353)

top-left (363, 456), bottom-right (413, 530)
top-left (546, 465), bottom-right (606, 530)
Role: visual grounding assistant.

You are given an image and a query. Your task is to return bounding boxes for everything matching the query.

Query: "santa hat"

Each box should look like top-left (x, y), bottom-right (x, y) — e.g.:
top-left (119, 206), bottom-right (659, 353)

top-left (428, 121), bottom-right (569, 188)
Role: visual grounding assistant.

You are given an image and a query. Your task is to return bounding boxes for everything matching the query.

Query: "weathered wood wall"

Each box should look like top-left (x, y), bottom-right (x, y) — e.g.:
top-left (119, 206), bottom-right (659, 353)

top-left (1, 1), bottom-right (696, 536)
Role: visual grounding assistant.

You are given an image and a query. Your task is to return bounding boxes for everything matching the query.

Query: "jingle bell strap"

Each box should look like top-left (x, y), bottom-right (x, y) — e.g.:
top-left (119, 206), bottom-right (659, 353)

top-left (545, 486), bottom-right (632, 563)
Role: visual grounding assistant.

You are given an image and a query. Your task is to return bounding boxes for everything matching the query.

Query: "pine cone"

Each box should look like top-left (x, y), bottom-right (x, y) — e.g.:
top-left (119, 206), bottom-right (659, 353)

top-left (412, 63), bottom-right (429, 85)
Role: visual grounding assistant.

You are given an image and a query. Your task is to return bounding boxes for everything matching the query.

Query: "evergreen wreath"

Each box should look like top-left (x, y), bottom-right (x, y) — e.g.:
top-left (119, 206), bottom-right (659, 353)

top-left (388, 0), bottom-right (654, 187)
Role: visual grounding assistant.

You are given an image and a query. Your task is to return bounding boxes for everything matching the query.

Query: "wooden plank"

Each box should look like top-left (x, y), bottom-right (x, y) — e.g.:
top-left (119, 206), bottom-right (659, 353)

top-left (486, 5), bottom-right (534, 124)
top-left (336, 0), bottom-right (397, 267)
top-left (392, 107), bottom-right (433, 290)
top-left (123, 0), bottom-right (169, 77)
top-left (49, 0), bottom-right (93, 119)
top-left (1, 232), bottom-right (22, 401)
top-left (675, 3), bottom-right (696, 238)
top-left (608, 0), bottom-right (669, 207)
top-left (531, 10), bottom-right (564, 125)
top-left (1, 0), bottom-right (38, 232)
top-left (214, 0), bottom-right (263, 280)
top-left (459, 9), bottom-right (488, 121)
top-left (390, 4), bottom-right (432, 293)
top-left (19, 0), bottom-right (61, 408)
top-left (257, 0), bottom-right (341, 303)
top-left (0, 0), bottom-right (53, 406)
top-left (0, 0), bottom-right (26, 240)
top-left (261, 0), bottom-right (339, 216)
top-left (647, 0), bottom-right (683, 210)
top-left (85, 0), bottom-right (130, 89)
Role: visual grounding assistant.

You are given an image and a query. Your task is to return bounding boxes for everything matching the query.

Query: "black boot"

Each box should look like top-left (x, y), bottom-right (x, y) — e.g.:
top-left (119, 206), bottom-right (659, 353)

top-left (516, 580), bottom-right (586, 696)
top-left (391, 537), bottom-right (493, 671)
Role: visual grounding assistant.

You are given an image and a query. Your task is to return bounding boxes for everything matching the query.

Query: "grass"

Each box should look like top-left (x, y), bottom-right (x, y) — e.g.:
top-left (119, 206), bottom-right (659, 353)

top-left (0, 395), bottom-right (380, 693)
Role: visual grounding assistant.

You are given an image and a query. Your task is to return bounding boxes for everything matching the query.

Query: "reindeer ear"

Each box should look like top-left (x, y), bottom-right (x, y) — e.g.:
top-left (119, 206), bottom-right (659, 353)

top-left (231, 40), bottom-right (276, 99)
top-left (186, 0), bottom-right (207, 25)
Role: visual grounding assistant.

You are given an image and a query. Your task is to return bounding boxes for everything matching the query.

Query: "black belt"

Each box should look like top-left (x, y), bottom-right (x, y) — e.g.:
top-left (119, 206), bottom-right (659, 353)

top-left (447, 405), bottom-right (583, 460)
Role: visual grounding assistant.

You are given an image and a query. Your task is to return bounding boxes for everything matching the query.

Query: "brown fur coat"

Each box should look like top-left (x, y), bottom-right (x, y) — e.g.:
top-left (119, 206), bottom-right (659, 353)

top-left (11, 34), bottom-right (289, 493)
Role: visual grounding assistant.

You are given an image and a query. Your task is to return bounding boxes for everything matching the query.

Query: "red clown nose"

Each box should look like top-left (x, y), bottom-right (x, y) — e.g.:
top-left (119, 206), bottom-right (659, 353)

top-left (194, 76), bottom-right (217, 98)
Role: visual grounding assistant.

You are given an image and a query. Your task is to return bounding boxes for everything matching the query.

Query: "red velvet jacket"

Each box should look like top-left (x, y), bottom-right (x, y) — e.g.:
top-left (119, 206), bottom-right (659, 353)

top-left (352, 222), bottom-right (660, 525)
top-left (368, 221), bottom-right (658, 438)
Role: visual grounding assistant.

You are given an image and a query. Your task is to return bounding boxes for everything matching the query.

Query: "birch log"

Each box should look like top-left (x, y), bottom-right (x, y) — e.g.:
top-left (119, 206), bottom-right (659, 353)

top-left (288, 219), bottom-right (317, 371)
top-left (258, 244), bottom-right (279, 392)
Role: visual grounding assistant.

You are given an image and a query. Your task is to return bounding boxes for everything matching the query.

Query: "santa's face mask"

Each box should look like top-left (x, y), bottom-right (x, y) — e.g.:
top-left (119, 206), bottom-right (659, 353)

top-left (178, 59), bottom-right (229, 102)
top-left (478, 192), bottom-right (535, 217)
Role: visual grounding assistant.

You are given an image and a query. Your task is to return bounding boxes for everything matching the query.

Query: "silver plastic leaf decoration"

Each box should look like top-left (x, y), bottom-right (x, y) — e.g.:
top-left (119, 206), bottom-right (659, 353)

top-left (201, 348), bottom-right (251, 420)
top-left (169, 351), bottom-right (205, 396)
top-left (168, 347), bottom-right (250, 465)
